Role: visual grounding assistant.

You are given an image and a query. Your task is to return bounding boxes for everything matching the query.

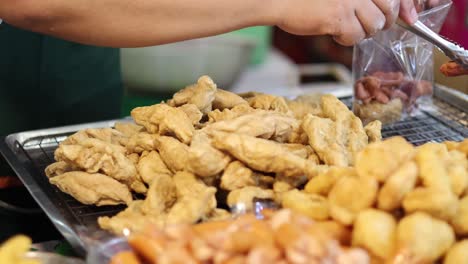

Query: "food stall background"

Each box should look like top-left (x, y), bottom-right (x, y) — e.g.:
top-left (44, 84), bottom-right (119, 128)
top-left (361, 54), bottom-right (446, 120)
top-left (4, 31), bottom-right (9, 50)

top-left (0, 2), bottom-right (466, 254)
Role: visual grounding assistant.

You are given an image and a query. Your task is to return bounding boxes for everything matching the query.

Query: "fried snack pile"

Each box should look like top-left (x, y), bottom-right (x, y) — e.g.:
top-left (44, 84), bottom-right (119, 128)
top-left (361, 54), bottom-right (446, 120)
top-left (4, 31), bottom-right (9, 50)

top-left (45, 75), bottom-right (380, 235)
top-left (0, 235), bottom-right (39, 264)
top-left (283, 137), bottom-right (467, 264)
top-left (110, 209), bottom-right (370, 264)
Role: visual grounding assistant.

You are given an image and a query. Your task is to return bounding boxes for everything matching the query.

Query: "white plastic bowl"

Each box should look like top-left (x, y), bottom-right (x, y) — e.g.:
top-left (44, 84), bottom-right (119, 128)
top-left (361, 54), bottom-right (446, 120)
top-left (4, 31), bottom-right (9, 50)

top-left (121, 35), bottom-right (256, 93)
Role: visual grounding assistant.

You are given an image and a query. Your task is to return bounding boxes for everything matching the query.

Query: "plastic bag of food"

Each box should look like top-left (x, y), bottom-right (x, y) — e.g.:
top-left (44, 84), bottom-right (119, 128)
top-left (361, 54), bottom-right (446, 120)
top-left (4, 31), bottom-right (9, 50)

top-left (352, 0), bottom-right (452, 125)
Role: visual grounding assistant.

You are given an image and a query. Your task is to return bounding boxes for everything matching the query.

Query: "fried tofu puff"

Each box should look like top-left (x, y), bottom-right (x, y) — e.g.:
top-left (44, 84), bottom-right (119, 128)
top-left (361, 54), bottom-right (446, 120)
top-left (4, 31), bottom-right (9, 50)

top-left (364, 120), bottom-right (382, 143)
top-left (352, 209), bottom-right (396, 260)
top-left (246, 94), bottom-right (291, 114)
top-left (167, 75), bottom-right (217, 114)
top-left (154, 136), bottom-right (189, 173)
top-left (131, 103), bottom-right (194, 144)
top-left (50, 171), bottom-right (132, 206)
top-left (220, 161), bottom-right (256, 191)
top-left (395, 212), bottom-right (455, 263)
top-left (328, 171), bottom-right (378, 225)
top-left (444, 240), bottom-right (468, 264)
top-left (212, 89), bottom-right (248, 110)
top-left (137, 151), bottom-right (172, 185)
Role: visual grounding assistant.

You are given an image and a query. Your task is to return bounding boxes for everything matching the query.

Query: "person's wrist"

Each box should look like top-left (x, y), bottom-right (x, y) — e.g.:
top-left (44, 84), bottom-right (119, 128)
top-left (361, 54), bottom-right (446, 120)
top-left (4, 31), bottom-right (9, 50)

top-left (250, 0), bottom-right (283, 26)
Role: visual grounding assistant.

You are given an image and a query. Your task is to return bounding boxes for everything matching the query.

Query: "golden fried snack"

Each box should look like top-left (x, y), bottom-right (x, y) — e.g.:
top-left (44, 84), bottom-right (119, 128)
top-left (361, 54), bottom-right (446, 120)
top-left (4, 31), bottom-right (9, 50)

top-left (166, 172), bottom-right (217, 225)
top-left (353, 99), bottom-right (403, 125)
top-left (168, 75), bottom-right (217, 114)
top-left (211, 131), bottom-right (314, 178)
top-left (416, 143), bottom-right (452, 191)
top-left (131, 103), bottom-right (194, 144)
top-left (55, 138), bottom-right (137, 184)
top-left (364, 120), bottom-right (382, 143)
top-left (137, 151), bottom-right (172, 185)
top-left (128, 175), bottom-right (147, 195)
top-left (355, 136), bottom-right (414, 182)
top-left (212, 89), bottom-right (248, 110)
top-left (281, 143), bottom-right (314, 159)
top-left (246, 94), bottom-right (290, 114)
top-left (126, 132), bottom-right (158, 154)
top-left (186, 132), bottom-right (231, 178)
top-left (352, 209), bottom-right (396, 260)
top-left (203, 208), bottom-right (232, 222)
top-left (446, 150), bottom-right (468, 196)
top-left (328, 172), bottom-right (378, 225)
top-left (440, 61), bottom-right (468, 77)
top-left (203, 111), bottom-right (299, 143)
top-left (154, 136), bottom-right (189, 173)
top-left (45, 161), bottom-right (76, 178)
top-left (207, 104), bottom-right (255, 123)
top-left (285, 99), bottom-right (322, 120)
top-left (50, 171), bottom-right (132, 206)
top-left (98, 201), bottom-right (165, 235)
top-left (304, 167), bottom-right (354, 196)
top-left (444, 240), bottom-right (468, 264)
top-left (62, 128), bottom-right (128, 146)
top-left (178, 104), bottom-right (203, 125)
top-left (377, 161), bottom-right (418, 211)
top-left (227, 186), bottom-right (274, 210)
top-left (314, 221), bottom-right (351, 245)
top-left (0, 235), bottom-right (39, 264)
top-left (281, 189), bottom-right (329, 220)
top-left (114, 122), bottom-right (144, 137)
top-left (220, 161), bottom-right (256, 191)
top-left (402, 187), bottom-right (458, 221)
top-left (451, 195), bottom-right (468, 236)
top-left (140, 173), bottom-right (176, 215)
top-left (396, 212), bottom-right (455, 263)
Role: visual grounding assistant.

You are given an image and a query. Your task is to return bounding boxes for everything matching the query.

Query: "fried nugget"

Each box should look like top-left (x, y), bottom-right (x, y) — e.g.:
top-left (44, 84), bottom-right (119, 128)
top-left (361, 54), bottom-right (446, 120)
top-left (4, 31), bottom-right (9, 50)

top-left (352, 209), bottom-right (396, 259)
top-left (168, 75), bottom-right (217, 114)
top-left (212, 89), bottom-right (248, 110)
top-left (446, 150), bottom-right (468, 196)
top-left (416, 143), bottom-right (452, 191)
top-left (50, 171), bottom-right (132, 206)
top-left (126, 132), bottom-right (159, 154)
top-left (304, 167), bottom-right (354, 196)
top-left (451, 195), bottom-right (468, 236)
top-left (131, 103), bottom-right (194, 144)
top-left (220, 161), bottom-right (256, 191)
top-left (286, 100), bottom-right (322, 120)
top-left (55, 138), bottom-right (137, 184)
top-left (444, 240), bottom-right (468, 264)
top-left (402, 187), bottom-right (458, 221)
top-left (178, 104), bottom-right (203, 125)
top-left (114, 122), bottom-right (144, 137)
top-left (211, 132), bottom-right (314, 178)
top-left (356, 136), bottom-right (415, 182)
top-left (364, 120), bottom-right (382, 143)
top-left (328, 172), bottom-right (378, 225)
top-left (396, 212), bottom-right (455, 263)
top-left (227, 186), bottom-right (274, 211)
top-left (281, 189), bottom-right (329, 220)
top-left (281, 144), bottom-right (314, 159)
top-left (207, 104), bottom-right (255, 123)
top-left (45, 161), bottom-right (76, 178)
top-left (186, 132), bottom-right (230, 178)
top-left (204, 111), bottom-right (299, 143)
top-left (141, 173), bottom-right (176, 215)
top-left (62, 128), bottom-right (128, 146)
top-left (377, 161), bottom-right (418, 211)
top-left (137, 151), bottom-right (172, 185)
top-left (246, 94), bottom-right (290, 114)
top-left (154, 136), bottom-right (189, 173)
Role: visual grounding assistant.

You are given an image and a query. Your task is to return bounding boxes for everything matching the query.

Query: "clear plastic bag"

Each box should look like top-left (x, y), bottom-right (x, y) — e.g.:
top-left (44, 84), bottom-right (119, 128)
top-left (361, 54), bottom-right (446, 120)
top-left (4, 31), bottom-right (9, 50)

top-left (352, 0), bottom-right (452, 125)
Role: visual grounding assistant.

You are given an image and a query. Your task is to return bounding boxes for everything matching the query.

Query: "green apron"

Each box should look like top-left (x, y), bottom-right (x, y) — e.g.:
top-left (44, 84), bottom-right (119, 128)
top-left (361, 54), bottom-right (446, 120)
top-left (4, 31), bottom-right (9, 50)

top-left (0, 23), bottom-right (123, 136)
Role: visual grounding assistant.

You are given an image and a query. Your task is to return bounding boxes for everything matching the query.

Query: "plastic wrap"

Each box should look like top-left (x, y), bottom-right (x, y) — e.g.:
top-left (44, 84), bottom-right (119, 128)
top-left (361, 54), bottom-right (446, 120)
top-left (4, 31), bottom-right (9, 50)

top-left (352, 0), bottom-right (452, 125)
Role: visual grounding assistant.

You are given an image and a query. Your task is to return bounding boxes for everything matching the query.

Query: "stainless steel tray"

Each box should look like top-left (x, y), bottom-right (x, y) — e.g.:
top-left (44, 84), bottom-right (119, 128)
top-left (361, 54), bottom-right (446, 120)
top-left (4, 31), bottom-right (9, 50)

top-left (0, 85), bottom-right (467, 257)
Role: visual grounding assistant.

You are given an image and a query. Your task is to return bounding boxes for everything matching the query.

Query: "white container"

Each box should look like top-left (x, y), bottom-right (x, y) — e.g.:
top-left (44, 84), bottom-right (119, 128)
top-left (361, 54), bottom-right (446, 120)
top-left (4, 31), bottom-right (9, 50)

top-left (121, 35), bottom-right (256, 93)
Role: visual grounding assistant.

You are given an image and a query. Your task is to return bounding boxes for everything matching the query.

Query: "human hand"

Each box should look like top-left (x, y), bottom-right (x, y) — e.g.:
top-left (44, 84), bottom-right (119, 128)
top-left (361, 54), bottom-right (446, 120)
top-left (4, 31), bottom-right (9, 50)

top-left (273, 0), bottom-right (419, 46)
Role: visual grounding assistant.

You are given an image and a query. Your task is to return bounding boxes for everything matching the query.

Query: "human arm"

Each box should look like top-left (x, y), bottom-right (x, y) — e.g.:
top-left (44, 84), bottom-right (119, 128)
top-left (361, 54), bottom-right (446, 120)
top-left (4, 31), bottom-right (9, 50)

top-left (0, 0), bottom-right (418, 47)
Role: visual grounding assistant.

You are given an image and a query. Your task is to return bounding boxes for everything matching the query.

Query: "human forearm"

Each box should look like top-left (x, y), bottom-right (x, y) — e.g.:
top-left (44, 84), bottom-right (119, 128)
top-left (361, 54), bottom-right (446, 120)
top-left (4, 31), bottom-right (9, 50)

top-left (0, 0), bottom-right (276, 47)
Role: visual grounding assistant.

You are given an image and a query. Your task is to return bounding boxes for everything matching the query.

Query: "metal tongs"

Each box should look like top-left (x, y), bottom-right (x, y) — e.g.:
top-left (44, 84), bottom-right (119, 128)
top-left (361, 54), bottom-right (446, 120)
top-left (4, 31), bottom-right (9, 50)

top-left (397, 19), bottom-right (468, 67)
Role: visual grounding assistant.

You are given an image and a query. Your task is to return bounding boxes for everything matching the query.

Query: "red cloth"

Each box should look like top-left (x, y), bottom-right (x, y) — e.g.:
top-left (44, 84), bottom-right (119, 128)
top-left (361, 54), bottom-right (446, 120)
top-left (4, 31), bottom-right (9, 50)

top-left (440, 0), bottom-right (468, 47)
